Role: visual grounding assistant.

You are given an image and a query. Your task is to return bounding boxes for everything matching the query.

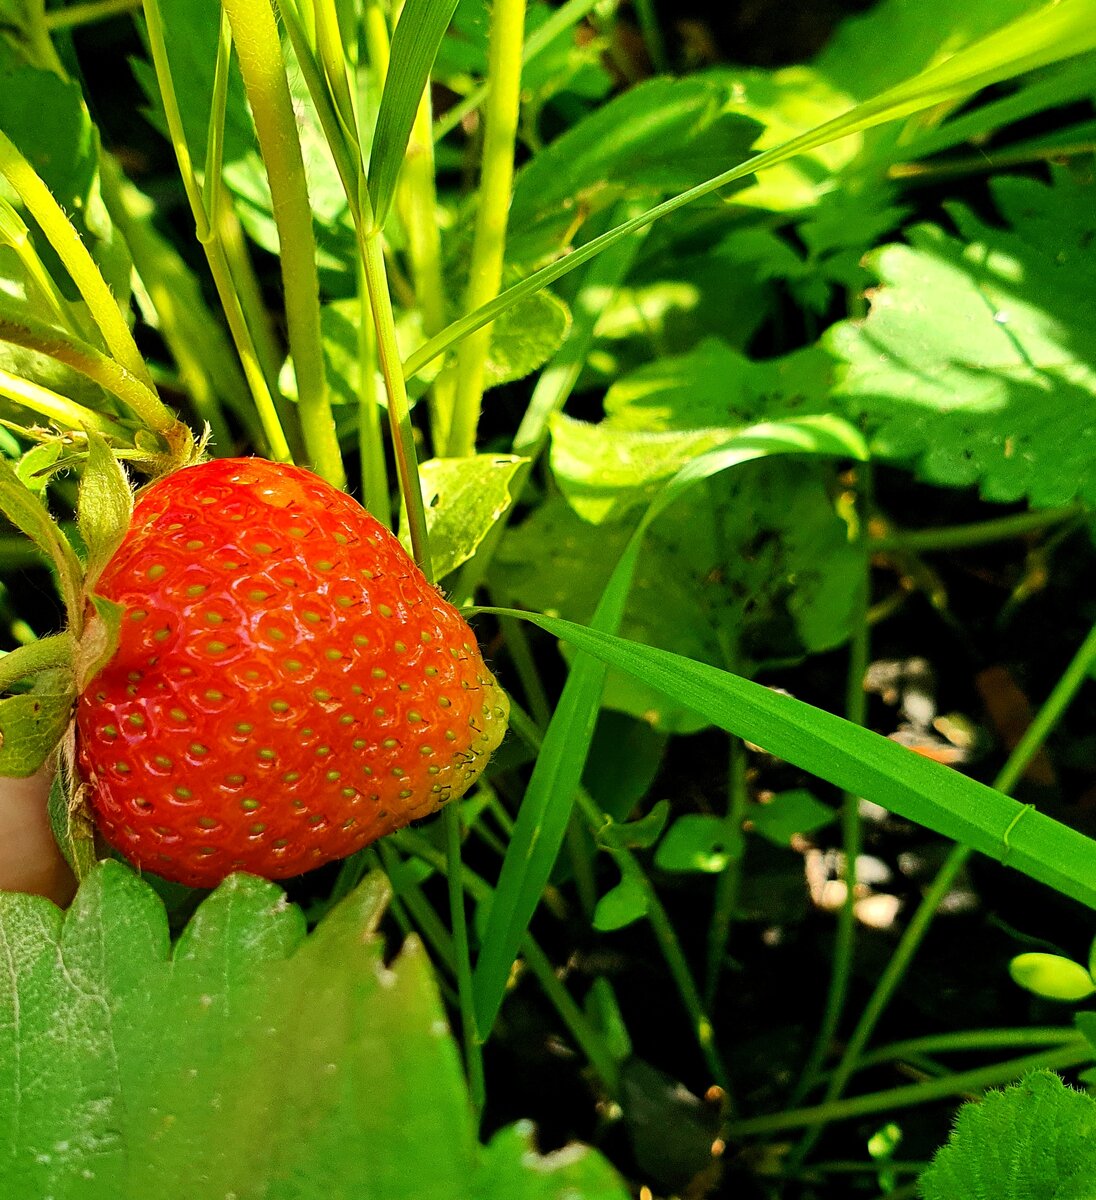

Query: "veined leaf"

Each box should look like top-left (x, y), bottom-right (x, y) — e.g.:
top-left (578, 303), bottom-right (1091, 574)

top-left (0, 864), bottom-right (629, 1199)
top-left (78, 430), bottom-right (133, 591)
top-left (405, 0), bottom-right (1096, 379)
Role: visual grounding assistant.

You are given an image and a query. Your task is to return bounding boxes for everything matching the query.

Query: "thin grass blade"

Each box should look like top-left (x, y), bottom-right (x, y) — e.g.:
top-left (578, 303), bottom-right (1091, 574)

top-left (368, 0), bottom-right (460, 230)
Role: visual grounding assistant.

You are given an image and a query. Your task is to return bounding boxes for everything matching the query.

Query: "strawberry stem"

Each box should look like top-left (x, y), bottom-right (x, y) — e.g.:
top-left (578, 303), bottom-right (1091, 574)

top-left (221, 0), bottom-right (346, 489)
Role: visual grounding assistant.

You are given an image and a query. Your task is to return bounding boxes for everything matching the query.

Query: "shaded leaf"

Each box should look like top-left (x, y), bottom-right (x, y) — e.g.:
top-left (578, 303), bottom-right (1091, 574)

top-left (655, 815), bottom-right (741, 874)
top-left (593, 871), bottom-right (647, 931)
top-left (595, 798), bottom-right (670, 850)
top-left (484, 288), bottom-right (571, 389)
top-left (751, 789), bottom-right (836, 847)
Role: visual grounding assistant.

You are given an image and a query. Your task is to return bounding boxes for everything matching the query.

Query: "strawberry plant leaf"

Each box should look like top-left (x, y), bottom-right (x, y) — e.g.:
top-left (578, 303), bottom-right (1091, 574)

top-left (700, 67), bottom-right (860, 212)
top-left (483, 288), bottom-right (571, 389)
top-left (919, 1070), bottom-right (1096, 1199)
top-left (1009, 953), bottom-right (1096, 1003)
top-left (0, 667), bottom-right (74, 777)
top-left (403, 453), bottom-right (527, 579)
top-left (77, 430), bottom-right (133, 591)
top-left (15, 439), bottom-right (61, 493)
top-left (495, 462), bottom-right (861, 731)
top-left (829, 170), bottom-right (1096, 507)
top-left (475, 1121), bottom-right (631, 1199)
top-left (0, 862), bottom-right (628, 1199)
top-left (595, 799), bottom-right (670, 850)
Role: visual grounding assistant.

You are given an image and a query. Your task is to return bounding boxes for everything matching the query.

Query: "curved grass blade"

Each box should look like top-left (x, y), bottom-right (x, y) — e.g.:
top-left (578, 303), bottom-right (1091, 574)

top-left (368, 0), bottom-right (461, 230)
top-left (485, 611), bottom-right (1096, 915)
top-left (471, 417), bottom-right (868, 1035)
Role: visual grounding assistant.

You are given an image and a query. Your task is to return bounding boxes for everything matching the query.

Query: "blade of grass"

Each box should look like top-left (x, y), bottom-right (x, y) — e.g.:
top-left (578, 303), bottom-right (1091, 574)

top-left (405, 0), bottom-right (1096, 378)
top-left (477, 610), bottom-right (1096, 914)
top-left (367, 0), bottom-right (461, 230)
top-left (471, 418), bottom-right (869, 1036)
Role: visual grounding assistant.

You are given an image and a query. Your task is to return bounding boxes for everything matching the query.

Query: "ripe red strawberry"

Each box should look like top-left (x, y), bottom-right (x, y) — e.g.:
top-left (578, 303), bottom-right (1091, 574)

top-left (75, 457), bottom-right (508, 887)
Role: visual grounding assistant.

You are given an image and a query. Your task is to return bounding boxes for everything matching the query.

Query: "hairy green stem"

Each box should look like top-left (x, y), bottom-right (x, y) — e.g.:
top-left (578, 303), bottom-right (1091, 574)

top-left (0, 132), bottom-right (153, 391)
top-left (0, 369), bottom-right (125, 438)
top-left (447, 0), bottom-right (526, 457)
top-left (222, 0), bottom-right (344, 486)
top-left (0, 308), bottom-right (166, 432)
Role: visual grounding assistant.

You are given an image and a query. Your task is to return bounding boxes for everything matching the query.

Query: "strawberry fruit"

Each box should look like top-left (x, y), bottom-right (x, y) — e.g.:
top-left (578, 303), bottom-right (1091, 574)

top-left (76, 458), bottom-right (509, 887)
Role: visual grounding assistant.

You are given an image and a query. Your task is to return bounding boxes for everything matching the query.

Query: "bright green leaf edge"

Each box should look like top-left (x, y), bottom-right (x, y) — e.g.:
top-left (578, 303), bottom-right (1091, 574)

top-left (481, 608), bottom-right (1096, 914)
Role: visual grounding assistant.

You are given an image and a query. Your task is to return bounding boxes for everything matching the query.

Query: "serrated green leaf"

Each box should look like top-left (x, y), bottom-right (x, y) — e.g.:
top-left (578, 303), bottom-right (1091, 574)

top-left (920, 1070), bottom-right (1096, 1199)
top-left (402, 454), bottom-right (527, 579)
top-left (655, 815), bottom-right (741, 874)
top-left (593, 871), bottom-right (648, 932)
top-left (483, 289), bottom-right (571, 389)
top-left (1009, 953), bottom-right (1096, 1003)
top-left (0, 668), bottom-right (73, 776)
top-left (78, 431), bottom-right (132, 590)
top-left (751, 789), bottom-right (836, 847)
top-left (368, 0), bottom-right (461, 229)
top-left (829, 170), bottom-right (1096, 508)
top-left (0, 863), bottom-right (628, 1198)
top-left (596, 799), bottom-right (670, 850)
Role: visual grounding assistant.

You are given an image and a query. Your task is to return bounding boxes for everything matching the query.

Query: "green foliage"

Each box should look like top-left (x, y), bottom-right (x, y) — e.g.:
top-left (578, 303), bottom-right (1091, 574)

top-left (919, 1070), bottom-right (1096, 1199)
top-left (751, 789), bottom-right (837, 847)
top-left (495, 458), bottom-right (861, 732)
top-left (0, 864), bottom-right (629, 1199)
top-left (505, 76), bottom-right (761, 264)
top-left (831, 169), bottom-right (1096, 506)
top-left (77, 431), bottom-right (133, 591)
top-left (655, 816), bottom-right (742, 874)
